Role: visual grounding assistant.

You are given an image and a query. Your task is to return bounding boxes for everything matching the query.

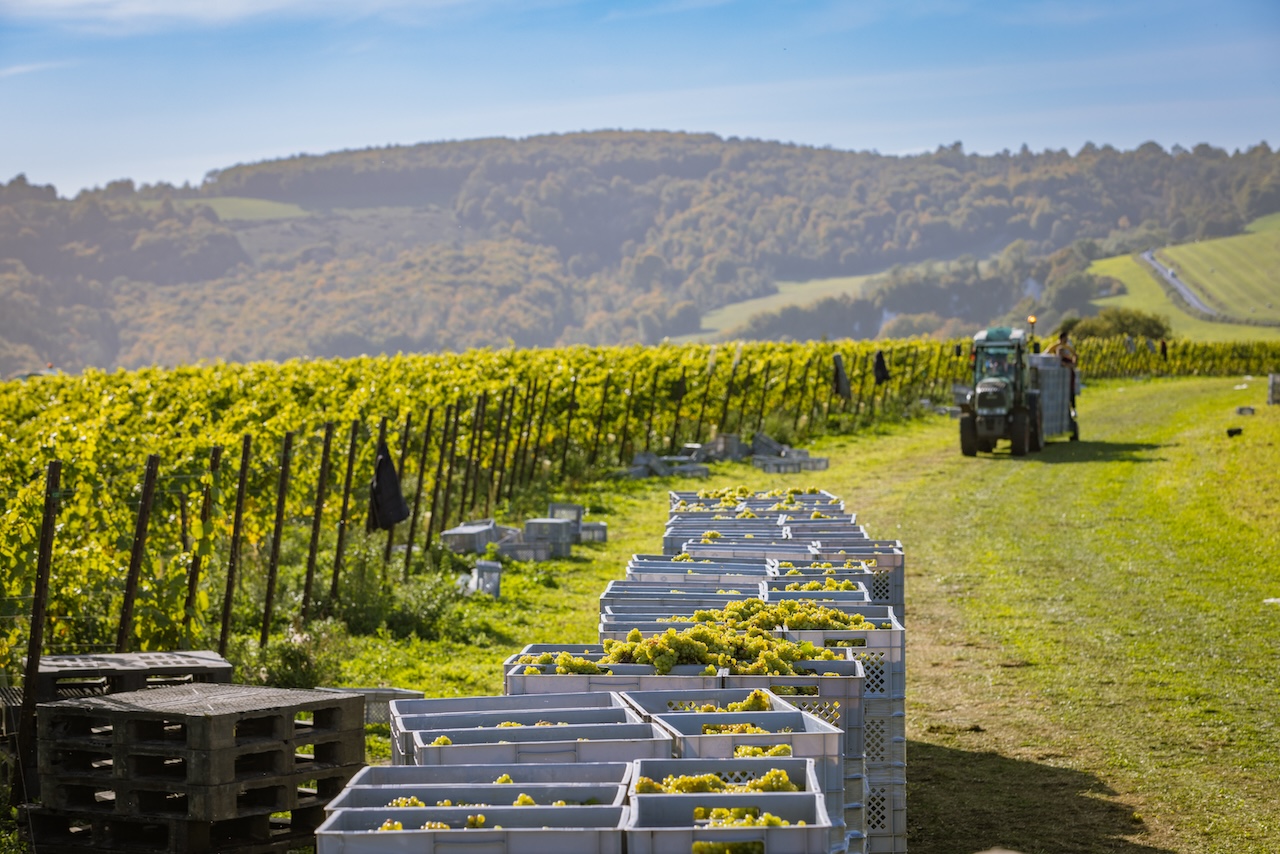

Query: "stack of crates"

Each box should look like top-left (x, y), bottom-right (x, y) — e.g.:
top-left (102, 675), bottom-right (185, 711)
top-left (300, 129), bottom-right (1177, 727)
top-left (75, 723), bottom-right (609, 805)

top-left (321, 485), bottom-right (904, 854)
top-left (27, 683), bottom-right (364, 854)
top-left (656, 487), bottom-right (907, 853)
top-left (524, 517), bottom-right (576, 558)
top-left (386, 691), bottom-right (670, 767)
top-left (318, 764), bottom-right (628, 854)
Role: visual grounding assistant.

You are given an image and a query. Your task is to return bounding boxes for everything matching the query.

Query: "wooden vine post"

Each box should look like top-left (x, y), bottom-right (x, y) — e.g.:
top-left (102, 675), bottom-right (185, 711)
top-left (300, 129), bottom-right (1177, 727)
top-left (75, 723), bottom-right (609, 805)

top-left (184, 445), bottom-right (223, 641)
top-left (116, 454), bottom-right (160, 654)
top-left (329, 420), bottom-right (360, 606)
top-left (220, 435), bottom-right (252, 656)
top-left (259, 431), bottom-right (294, 650)
top-left (301, 423), bottom-right (334, 623)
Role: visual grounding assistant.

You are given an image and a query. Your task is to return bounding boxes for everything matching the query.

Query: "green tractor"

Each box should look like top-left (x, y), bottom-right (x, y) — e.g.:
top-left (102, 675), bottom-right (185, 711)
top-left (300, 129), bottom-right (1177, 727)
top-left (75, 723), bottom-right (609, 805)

top-left (956, 326), bottom-right (1078, 457)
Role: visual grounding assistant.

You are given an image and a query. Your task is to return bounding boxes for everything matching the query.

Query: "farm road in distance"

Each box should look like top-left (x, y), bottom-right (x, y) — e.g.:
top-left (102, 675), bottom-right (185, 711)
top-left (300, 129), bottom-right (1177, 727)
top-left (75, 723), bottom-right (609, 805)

top-left (1140, 249), bottom-right (1218, 316)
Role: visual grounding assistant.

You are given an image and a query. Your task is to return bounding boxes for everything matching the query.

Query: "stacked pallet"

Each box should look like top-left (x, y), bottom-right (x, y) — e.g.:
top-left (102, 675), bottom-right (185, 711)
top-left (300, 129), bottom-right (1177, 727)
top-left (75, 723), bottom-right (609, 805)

top-left (26, 683), bottom-right (364, 854)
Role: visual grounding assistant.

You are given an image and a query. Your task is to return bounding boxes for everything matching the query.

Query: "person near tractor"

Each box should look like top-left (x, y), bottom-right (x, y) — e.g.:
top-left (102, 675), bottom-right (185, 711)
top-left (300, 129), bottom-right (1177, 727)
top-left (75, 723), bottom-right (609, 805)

top-left (1047, 330), bottom-right (1078, 404)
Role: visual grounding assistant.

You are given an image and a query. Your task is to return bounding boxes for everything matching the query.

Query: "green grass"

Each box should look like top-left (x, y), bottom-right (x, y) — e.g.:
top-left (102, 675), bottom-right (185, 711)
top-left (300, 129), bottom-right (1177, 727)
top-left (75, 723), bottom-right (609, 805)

top-left (1154, 215), bottom-right (1280, 324)
top-left (1090, 254), bottom-right (1280, 341)
top-left (678, 273), bottom-right (875, 341)
top-left (330, 376), bottom-right (1277, 853)
top-left (138, 196), bottom-right (310, 221)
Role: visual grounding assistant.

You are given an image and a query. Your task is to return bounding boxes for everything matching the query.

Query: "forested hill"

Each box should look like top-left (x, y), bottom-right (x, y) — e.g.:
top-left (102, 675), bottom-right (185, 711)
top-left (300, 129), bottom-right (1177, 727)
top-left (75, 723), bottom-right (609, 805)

top-left (3, 132), bottom-right (1279, 374)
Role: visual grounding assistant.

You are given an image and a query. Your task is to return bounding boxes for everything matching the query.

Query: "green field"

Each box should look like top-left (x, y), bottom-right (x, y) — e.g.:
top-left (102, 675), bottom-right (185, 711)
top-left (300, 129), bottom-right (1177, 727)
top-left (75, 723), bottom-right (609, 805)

top-left (681, 273), bottom-right (875, 341)
top-left (136, 196), bottom-right (310, 221)
top-left (1090, 253), bottom-right (1280, 341)
top-left (325, 375), bottom-right (1278, 853)
top-left (1154, 212), bottom-right (1280, 324)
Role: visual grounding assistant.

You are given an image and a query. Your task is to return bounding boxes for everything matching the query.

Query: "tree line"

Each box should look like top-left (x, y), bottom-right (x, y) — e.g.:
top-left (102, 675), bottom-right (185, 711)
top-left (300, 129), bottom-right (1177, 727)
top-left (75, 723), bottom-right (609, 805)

top-left (2, 132), bottom-right (1278, 374)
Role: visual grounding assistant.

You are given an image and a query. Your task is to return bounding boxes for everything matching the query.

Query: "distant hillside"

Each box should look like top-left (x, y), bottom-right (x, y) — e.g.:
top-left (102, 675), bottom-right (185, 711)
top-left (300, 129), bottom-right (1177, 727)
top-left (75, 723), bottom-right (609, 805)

top-left (2, 133), bottom-right (1279, 373)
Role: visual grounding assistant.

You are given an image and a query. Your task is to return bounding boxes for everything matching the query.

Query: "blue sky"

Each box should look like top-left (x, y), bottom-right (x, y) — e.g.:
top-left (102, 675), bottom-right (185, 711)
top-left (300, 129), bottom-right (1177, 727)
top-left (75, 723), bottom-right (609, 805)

top-left (2, 0), bottom-right (1278, 197)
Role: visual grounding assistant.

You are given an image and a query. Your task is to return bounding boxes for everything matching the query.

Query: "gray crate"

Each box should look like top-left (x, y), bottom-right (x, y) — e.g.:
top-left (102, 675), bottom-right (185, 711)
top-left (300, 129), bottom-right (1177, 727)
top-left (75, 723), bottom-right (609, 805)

top-left (441, 520), bottom-right (497, 554)
top-left (617, 688), bottom-right (802, 720)
top-left (316, 804), bottom-right (627, 854)
top-left (328, 782), bottom-right (626, 810)
top-left (392, 707), bottom-right (641, 766)
top-left (315, 687), bottom-right (423, 726)
top-left (343, 762), bottom-right (633, 789)
top-left (625, 791), bottom-right (829, 854)
top-left (506, 663), bottom-right (721, 696)
top-left (498, 541), bottom-right (552, 562)
top-left (864, 775), bottom-right (907, 853)
top-left (412, 722), bottom-right (673, 765)
top-left (525, 518), bottom-right (575, 544)
top-left (752, 455), bottom-right (803, 474)
top-left (580, 521), bottom-right (608, 543)
top-left (547, 503), bottom-right (585, 541)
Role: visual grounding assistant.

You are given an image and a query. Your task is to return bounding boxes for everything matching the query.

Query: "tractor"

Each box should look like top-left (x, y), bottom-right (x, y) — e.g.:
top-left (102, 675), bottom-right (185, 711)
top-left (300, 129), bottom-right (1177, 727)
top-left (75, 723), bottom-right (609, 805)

top-left (955, 325), bottom-right (1078, 457)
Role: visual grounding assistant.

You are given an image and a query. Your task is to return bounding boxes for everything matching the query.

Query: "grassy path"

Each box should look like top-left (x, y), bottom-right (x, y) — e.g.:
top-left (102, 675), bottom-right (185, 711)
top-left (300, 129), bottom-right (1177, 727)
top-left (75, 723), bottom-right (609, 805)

top-left (345, 376), bottom-right (1278, 853)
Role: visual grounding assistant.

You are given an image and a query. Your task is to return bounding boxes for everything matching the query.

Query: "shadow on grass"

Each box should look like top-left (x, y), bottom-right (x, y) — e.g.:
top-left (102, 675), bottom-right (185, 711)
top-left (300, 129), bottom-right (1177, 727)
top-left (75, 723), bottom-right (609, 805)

top-left (907, 741), bottom-right (1170, 854)
top-left (1035, 440), bottom-right (1170, 463)
top-left (970, 440), bottom-right (1170, 464)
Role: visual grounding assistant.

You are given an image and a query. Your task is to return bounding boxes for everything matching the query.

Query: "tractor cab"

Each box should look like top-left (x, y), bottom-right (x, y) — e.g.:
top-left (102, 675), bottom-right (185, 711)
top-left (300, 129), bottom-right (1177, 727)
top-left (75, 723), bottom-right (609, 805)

top-left (956, 324), bottom-right (1077, 457)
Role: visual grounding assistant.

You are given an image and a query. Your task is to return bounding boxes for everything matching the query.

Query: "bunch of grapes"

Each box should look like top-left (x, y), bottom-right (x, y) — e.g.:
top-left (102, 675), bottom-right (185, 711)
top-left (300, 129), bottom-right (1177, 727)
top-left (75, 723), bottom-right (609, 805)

top-left (701, 722), bottom-right (769, 734)
top-left (493, 773), bottom-right (513, 784)
top-left (377, 819), bottom-right (403, 831)
top-left (706, 809), bottom-right (795, 827)
top-left (385, 796), bottom-right (425, 807)
top-left (742, 769), bottom-right (798, 792)
top-left (733, 744), bottom-right (792, 757)
top-left (725, 689), bottom-right (772, 712)
top-left (429, 735), bottom-right (452, 746)
top-left (420, 821), bottom-right (450, 829)
top-left (512, 793), bottom-right (536, 806)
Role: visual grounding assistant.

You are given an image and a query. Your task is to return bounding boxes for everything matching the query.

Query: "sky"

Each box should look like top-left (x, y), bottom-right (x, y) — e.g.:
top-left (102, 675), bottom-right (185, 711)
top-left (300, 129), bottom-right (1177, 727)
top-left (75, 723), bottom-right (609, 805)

top-left (1, 0), bottom-right (1278, 198)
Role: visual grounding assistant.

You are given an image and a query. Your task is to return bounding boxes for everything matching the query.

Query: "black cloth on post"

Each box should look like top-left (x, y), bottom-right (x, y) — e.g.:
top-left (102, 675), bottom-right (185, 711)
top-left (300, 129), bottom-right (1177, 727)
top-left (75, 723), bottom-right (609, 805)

top-left (833, 354), bottom-right (852, 400)
top-left (367, 439), bottom-right (410, 532)
top-left (873, 349), bottom-right (891, 386)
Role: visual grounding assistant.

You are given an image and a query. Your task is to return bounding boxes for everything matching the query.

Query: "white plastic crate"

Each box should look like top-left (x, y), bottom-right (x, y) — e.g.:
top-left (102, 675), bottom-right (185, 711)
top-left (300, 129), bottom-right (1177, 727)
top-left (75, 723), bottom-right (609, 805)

top-left (389, 689), bottom-right (623, 717)
top-left (505, 662), bottom-right (722, 695)
top-left (864, 775), bottom-right (907, 853)
top-left (625, 791), bottom-right (830, 854)
top-left (412, 721), bottom-right (673, 765)
top-left (316, 805), bottom-right (627, 854)
top-left (327, 782), bottom-right (626, 811)
top-left (631, 755), bottom-right (844, 852)
top-left (343, 762), bottom-right (633, 789)
top-left (762, 585), bottom-right (872, 606)
top-left (862, 697), bottom-right (907, 771)
top-left (652, 709), bottom-right (842, 770)
top-left (618, 688), bottom-right (802, 720)
top-left (628, 757), bottom-right (823, 798)
top-left (525, 517), bottom-right (575, 543)
top-left (781, 606), bottom-right (905, 699)
top-left (315, 686), bottom-right (424, 726)
top-left (391, 706), bottom-right (641, 766)
top-left (843, 766), bottom-right (868, 848)
top-left (722, 656), bottom-right (866, 757)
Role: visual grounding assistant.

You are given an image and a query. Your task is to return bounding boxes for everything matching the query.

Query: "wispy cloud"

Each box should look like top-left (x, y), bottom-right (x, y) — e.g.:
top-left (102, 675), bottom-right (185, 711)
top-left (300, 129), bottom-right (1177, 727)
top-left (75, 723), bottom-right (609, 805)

top-left (0, 0), bottom-right (483, 30)
top-left (0, 60), bottom-right (73, 78)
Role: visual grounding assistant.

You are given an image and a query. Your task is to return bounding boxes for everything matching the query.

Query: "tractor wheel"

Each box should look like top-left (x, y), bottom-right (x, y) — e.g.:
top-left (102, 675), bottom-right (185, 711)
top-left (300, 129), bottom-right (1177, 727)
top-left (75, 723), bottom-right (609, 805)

top-left (1029, 401), bottom-right (1044, 452)
top-left (1010, 409), bottom-right (1029, 457)
top-left (960, 413), bottom-right (978, 456)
